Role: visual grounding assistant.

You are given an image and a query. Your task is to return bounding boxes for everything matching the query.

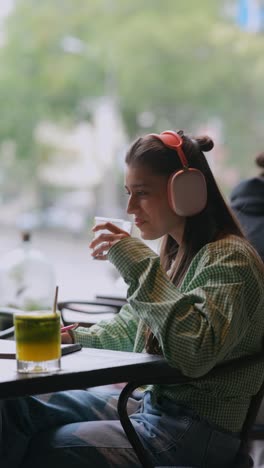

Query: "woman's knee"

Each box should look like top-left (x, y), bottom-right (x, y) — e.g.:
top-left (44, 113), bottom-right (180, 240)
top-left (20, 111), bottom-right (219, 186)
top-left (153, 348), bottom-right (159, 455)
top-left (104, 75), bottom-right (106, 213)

top-left (23, 420), bottom-right (140, 468)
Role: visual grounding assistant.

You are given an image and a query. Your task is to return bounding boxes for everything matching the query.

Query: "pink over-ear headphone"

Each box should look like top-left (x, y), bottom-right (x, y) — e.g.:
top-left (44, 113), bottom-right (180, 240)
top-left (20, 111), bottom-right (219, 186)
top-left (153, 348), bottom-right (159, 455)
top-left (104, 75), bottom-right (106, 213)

top-left (149, 130), bottom-right (207, 216)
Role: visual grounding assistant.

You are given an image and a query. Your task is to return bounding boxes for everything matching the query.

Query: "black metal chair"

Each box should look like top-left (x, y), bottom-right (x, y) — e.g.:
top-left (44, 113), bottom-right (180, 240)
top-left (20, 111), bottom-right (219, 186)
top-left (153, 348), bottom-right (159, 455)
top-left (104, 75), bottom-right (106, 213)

top-left (117, 352), bottom-right (264, 468)
top-left (0, 299), bottom-right (125, 339)
top-left (58, 298), bottom-right (125, 327)
top-left (0, 307), bottom-right (21, 339)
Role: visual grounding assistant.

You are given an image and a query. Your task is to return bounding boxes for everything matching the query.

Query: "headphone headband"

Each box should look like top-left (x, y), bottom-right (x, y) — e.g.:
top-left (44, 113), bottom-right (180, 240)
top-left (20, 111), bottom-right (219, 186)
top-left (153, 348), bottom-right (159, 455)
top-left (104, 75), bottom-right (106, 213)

top-left (149, 131), bottom-right (189, 168)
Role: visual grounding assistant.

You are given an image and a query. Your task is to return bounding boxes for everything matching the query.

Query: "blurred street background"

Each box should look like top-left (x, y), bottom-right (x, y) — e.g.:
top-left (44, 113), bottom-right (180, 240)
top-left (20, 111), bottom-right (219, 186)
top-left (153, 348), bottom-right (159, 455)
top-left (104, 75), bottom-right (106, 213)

top-left (0, 0), bottom-right (264, 306)
top-left (0, 225), bottom-right (118, 301)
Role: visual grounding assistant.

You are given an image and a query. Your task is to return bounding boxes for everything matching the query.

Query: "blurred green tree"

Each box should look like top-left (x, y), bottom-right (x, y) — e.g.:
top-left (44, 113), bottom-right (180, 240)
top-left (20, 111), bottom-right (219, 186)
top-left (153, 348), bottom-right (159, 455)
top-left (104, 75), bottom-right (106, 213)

top-left (0, 0), bottom-right (264, 184)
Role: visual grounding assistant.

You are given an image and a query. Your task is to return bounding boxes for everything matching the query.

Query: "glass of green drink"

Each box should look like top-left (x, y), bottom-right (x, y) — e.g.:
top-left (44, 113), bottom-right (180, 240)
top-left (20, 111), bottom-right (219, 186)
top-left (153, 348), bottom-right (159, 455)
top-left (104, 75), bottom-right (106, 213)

top-left (14, 310), bottom-right (61, 373)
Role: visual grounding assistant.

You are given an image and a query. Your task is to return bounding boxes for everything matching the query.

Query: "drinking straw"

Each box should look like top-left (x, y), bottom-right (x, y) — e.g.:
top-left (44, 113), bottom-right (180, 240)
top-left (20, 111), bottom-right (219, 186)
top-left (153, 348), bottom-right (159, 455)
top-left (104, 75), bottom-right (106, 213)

top-left (53, 285), bottom-right (59, 315)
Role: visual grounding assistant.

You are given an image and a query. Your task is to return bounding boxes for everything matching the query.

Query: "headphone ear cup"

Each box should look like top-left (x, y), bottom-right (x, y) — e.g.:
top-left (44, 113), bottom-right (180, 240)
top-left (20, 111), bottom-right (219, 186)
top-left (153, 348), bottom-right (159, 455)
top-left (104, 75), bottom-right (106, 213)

top-left (168, 169), bottom-right (207, 216)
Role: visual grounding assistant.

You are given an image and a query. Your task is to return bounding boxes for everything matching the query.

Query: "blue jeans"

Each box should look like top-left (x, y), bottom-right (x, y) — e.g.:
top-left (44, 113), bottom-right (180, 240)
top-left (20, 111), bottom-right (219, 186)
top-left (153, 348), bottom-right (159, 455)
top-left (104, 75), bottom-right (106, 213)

top-left (0, 386), bottom-right (240, 468)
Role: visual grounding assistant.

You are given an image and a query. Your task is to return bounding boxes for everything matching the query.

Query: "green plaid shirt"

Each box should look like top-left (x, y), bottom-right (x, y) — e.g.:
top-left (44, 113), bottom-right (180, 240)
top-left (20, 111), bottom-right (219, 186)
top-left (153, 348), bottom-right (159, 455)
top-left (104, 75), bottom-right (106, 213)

top-left (73, 236), bottom-right (264, 432)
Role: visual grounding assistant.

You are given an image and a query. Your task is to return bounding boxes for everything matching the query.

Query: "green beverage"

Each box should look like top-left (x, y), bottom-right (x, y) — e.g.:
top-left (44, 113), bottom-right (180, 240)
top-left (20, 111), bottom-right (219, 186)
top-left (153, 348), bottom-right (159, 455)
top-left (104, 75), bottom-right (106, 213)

top-left (14, 311), bottom-right (61, 373)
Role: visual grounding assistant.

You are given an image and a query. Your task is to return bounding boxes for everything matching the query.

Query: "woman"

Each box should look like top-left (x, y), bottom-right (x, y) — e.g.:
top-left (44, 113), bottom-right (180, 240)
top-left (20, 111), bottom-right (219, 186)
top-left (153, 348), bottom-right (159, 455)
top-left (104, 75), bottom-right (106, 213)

top-left (1, 130), bottom-right (264, 468)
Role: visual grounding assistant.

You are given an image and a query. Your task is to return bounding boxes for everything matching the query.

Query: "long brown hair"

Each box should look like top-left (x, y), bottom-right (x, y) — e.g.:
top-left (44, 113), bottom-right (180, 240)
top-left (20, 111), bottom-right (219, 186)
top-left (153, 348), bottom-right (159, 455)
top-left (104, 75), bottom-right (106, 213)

top-left (256, 152), bottom-right (264, 177)
top-left (125, 130), bottom-right (245, 354)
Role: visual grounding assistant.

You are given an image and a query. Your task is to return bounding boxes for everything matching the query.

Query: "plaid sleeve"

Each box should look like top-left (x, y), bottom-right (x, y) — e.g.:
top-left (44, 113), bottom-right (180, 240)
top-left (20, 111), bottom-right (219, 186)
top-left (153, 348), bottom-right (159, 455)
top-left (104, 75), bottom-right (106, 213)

top-left (108, 237), bottom-right (263, 377)
top-left (71, 303), bottom-right (138, 351)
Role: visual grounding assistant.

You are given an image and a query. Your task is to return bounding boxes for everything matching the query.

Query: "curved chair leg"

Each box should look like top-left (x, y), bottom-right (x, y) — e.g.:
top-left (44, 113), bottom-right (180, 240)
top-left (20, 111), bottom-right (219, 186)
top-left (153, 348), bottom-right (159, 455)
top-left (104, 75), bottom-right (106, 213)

top-left (117, 381), bottom-right (154, 468)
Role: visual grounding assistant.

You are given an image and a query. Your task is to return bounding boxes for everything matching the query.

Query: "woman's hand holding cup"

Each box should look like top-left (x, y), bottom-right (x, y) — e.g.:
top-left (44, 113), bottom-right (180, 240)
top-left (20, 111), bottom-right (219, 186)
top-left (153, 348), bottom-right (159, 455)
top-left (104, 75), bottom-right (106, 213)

top-left (89, 217), bottom-right (131, 260)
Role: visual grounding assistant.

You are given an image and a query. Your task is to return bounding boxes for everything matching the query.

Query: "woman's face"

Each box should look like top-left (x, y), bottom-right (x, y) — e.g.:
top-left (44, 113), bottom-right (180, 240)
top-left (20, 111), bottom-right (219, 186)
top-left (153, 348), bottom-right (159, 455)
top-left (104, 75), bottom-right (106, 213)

top-left (125, 164), bottom-right (185, 242)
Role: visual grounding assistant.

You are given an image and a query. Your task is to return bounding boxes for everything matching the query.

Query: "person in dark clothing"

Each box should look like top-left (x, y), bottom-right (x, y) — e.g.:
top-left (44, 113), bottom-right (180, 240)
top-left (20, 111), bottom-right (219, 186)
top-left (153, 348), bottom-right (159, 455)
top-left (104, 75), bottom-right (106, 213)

top-left (230, 152), bottom-right (264, 261)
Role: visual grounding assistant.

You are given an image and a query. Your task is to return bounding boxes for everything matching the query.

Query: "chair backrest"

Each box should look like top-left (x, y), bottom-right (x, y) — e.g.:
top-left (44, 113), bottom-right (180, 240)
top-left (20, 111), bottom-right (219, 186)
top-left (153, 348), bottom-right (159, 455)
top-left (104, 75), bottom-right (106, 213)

top-left (0, 299), bottom-right (124, 338)
top-left (0, 307), bottom-right (22, 339)
top-left (58, 299), bottom-right (123, 327)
